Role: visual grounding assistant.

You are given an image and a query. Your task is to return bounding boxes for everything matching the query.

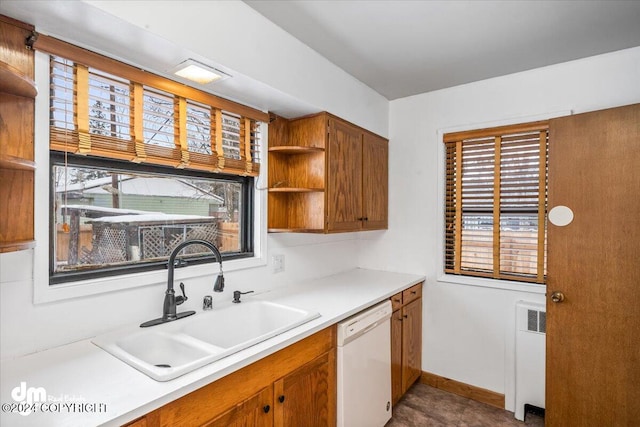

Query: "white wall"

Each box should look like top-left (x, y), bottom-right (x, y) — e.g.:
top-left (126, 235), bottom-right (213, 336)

top-left (0, 1), bottom-right (387, 360)
top-left (358, 46), bottom-right (640, 411)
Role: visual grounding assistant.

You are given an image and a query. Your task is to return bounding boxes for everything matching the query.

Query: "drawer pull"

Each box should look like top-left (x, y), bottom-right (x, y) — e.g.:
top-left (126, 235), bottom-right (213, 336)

top-left (278, 395), bottom-right (285, 403)
top-left (263, 405), bottom-right (270, 413)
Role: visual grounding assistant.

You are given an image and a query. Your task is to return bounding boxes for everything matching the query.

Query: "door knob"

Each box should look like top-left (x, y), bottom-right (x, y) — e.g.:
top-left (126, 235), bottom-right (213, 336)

top-left (550, 291), bottom-right (565, 303)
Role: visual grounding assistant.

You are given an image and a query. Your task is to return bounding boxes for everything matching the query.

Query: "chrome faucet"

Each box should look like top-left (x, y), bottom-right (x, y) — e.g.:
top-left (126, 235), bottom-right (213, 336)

top-left (140, 239), bottom-right (225, 327)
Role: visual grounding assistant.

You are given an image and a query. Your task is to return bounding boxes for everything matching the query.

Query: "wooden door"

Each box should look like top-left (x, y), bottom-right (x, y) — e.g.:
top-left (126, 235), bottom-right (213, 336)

top-left (401, 298), bottom-right (422, 393)
top-left (546, 104), bottom-right (640, 425)
top-left (203, 387), bottom-right (273, 427)
top-left (391, 308), bottom-right (404, 405)
top-left (362, 133), bottom-right (388, 230)
top-left (273, 351), bottom-right (336, 427)
top-left (327, 118), bottom-right (363, 232)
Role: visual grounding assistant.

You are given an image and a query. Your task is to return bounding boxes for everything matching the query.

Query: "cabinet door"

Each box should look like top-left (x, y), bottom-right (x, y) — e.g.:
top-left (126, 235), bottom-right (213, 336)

top-left (273, 351), bottom-right (336, 427)
top-left (327, 118), bottom-right (363, 232)
top-left (390, 309), bottom-right (404, 405)
top-left (401, 298), bottom-right (422, 394)
top-left (362, 133), bottom-right (388, 230)
top-left (203, 386), bottom-right (273, 427)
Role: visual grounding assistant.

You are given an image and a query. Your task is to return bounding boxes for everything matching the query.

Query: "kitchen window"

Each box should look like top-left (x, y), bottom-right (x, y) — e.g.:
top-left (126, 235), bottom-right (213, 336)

top-left (38, 35), bottom-right (268, 284)
top-left (443, 121), bottom-right (548, 284)
top-left (50, 155), bottom-right (253, 284)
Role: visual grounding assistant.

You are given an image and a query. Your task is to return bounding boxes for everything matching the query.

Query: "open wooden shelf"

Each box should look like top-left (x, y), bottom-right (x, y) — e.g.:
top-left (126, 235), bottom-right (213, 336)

top-left (0, 154), bottom-right (36, 170)
top-left (267, 228), bottom-right (325, 233)
top-left (1, 19), bottom-right (37, 252)
top-left (0, 60), bottom-right (37, 98)
top-left (269, 146), bottom-right (325, 154)
top-left (268, 187), bottom-right (324, 193)
top-left (0, 239), bottom-right (36, 253)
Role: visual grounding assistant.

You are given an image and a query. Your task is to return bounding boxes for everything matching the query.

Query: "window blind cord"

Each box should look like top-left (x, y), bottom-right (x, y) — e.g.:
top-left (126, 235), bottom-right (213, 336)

top-left (62, 72), bottom-right (70, 233)
top-left (254, 169), bottom-right (269, 191)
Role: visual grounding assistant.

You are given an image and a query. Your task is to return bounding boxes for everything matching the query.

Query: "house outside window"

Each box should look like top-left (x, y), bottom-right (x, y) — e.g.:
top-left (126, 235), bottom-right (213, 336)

top-left (51, 156), bottom-right (252, 283)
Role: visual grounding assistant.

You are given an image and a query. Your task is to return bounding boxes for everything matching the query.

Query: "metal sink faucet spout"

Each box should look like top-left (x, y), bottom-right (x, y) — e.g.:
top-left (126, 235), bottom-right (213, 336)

top-left (140, 239), bottom-right (225, 327)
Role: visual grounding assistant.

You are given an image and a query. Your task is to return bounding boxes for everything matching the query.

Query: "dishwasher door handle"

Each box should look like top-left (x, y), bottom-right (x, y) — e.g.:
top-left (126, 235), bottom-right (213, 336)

top-left (359, 322), bottom-right (379, 336)
top-left (346, 320), bottom-right (380, 341)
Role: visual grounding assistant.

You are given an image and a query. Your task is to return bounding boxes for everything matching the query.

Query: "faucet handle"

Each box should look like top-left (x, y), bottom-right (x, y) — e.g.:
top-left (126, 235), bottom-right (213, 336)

top-left (176, 282), bottom-right (188, 305)
top-left (203, 295), bottom-right (213, 310)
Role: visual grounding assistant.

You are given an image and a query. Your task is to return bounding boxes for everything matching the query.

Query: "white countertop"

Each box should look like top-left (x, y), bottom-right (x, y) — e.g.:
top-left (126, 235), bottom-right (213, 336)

top-left (0, 268), bottom-right (424, 427)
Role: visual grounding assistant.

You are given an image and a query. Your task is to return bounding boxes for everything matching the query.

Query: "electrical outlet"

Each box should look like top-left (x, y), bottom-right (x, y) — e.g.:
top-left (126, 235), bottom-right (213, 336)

top-left (273, 254), bottom-right (285, 273)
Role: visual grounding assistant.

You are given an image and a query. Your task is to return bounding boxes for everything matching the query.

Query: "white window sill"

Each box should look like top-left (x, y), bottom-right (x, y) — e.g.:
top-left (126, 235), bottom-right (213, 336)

top-left (34, 255), bottom-right (267, 304)
top-left (437, 273), bottom-right (547, 294)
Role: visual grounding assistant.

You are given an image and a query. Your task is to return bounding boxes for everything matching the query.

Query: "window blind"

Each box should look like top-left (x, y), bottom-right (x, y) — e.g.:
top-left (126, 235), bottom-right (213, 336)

top-left (444, 121), bottom-right (548, 283)
top-left (40, 35), bottom-right (266, 177)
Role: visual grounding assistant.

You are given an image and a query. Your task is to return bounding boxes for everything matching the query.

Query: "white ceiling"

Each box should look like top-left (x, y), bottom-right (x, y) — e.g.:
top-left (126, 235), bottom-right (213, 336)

top-left (244, 0), bottom-right (640, 100)
top-left (2, 0), bottom-right (638, 118)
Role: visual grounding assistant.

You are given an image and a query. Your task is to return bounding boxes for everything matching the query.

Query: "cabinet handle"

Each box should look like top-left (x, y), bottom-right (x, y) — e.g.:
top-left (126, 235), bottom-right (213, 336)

top-left (411, 291), bottom-right (417, 295)
top-left (403, 314), bottom-right (408, 319)
top-left (278, 395), bottom-right (285, 403)
top-left (263, 405), bottom-right (270, 413)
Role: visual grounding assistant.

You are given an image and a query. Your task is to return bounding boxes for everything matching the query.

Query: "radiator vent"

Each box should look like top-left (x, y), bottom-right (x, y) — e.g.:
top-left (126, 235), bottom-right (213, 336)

top-left (515, 301), bottom-right (546, 422)
top-left (527, 309), bottom-right (546, 333)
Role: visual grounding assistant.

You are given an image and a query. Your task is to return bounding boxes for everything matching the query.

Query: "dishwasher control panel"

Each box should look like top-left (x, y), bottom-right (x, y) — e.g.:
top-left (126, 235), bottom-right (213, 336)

top-left (337, 300), bottom-right (392, 344)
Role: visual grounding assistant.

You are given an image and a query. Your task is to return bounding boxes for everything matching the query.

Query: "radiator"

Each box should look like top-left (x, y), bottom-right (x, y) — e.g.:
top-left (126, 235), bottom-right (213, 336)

top-left (514, 301), bottom-right (546, 421)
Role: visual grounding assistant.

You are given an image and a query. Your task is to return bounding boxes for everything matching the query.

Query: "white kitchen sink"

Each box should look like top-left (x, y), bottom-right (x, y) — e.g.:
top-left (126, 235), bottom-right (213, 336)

top-left (92, 300), bottom-right (320, 381)
top-left (182, 299), bottom-right (319, 348)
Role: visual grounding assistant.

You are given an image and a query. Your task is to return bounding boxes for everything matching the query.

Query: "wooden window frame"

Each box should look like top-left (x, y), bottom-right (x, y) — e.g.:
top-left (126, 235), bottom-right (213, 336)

top-left (38, 34), bottom-right (267, 176)
top-left (444, 120), bottom-right (548, 284)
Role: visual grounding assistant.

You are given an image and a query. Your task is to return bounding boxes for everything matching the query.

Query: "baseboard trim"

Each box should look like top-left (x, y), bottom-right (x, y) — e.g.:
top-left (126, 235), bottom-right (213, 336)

top-left (420, 371), bottom-right (505, 409)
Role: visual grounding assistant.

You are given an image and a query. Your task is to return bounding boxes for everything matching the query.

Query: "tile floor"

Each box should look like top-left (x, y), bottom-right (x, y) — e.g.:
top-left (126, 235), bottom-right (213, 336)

top-left (386, 383), bottom-right (545, 427)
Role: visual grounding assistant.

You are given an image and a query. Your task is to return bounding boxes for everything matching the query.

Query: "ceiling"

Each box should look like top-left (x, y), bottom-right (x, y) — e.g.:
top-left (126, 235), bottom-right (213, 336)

top-left (244, 0), bottom-right (640, 100)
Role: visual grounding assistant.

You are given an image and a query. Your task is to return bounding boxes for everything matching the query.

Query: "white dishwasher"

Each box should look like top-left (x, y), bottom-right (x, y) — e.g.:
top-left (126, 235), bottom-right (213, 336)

top-left (337, 300), bottom-right (392, 427)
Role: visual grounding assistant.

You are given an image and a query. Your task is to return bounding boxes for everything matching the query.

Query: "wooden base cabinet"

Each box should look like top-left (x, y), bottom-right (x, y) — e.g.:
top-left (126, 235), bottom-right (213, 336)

top-left (268, 112), bottom-right (388, 233)
top-left (124, 326), bottom-right (336, 427)
top-left (274, 351), bottom-right (335, 427)
top-left (390, 283), bottom-right (423, 405)
top-left (204, 387), bottom-right (273, 427)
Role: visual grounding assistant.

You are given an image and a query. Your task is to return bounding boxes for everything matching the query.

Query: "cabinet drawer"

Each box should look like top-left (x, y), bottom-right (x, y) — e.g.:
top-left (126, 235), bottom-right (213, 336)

top-left (402, 283), bottom-right (422, 305)
top-left (390, 292), bottom-right (403, 311)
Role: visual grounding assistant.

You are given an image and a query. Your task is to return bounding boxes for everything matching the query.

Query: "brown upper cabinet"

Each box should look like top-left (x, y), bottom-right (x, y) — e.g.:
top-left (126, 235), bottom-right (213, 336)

top-left (268, 112), bottom-right (388, 233)
top-left (0, 16), bottom-right (37, 253)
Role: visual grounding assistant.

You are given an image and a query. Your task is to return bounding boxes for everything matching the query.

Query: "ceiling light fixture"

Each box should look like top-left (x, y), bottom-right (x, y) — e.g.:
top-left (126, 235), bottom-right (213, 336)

top-left (172, 59), bottom-right (231, 85)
